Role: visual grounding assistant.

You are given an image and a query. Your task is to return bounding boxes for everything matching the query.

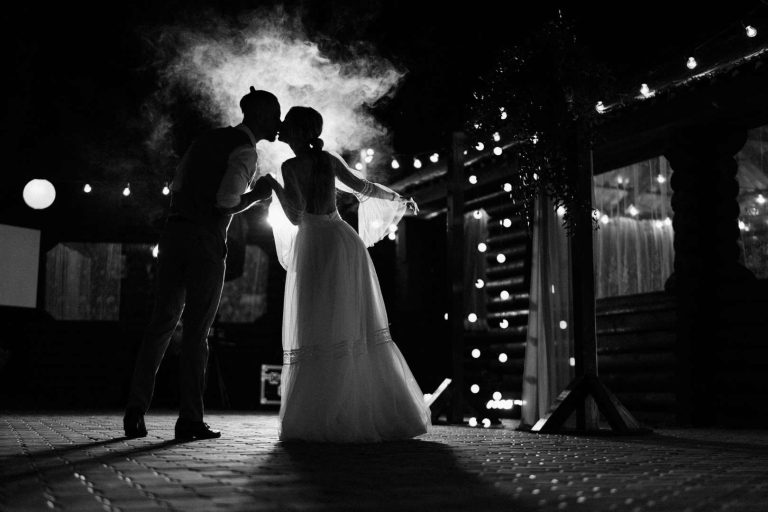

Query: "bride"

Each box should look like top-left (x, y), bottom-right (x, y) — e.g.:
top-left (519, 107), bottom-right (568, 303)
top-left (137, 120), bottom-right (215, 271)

top-left (264, 106), bottom-right (431, 443)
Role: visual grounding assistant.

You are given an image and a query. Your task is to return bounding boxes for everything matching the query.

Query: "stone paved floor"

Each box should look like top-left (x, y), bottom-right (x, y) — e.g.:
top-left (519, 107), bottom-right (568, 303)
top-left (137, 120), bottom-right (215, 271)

top-left (1, 412), bottom-right (767, 511)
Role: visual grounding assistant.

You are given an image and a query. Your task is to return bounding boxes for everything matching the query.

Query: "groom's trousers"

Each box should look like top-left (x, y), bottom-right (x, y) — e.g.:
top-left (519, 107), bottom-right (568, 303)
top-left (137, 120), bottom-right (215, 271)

top-left (127, 219), bottom-right (226, 422)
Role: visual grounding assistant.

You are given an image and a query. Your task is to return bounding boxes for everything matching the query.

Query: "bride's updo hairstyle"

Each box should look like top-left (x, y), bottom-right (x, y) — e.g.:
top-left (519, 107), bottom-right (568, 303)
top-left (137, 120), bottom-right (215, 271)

top-left (282, 106), bottom-right (331, 175)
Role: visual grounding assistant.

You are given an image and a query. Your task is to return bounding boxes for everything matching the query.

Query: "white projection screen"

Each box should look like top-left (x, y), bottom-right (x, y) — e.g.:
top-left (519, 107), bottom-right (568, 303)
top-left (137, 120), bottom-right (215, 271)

top-left (0, 224), bottom-right (41, 308)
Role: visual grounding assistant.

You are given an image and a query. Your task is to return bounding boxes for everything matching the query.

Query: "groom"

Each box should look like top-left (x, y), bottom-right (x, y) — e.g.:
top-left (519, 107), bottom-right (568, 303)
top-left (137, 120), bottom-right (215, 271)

top-left (124, 88), bottom-right (280, 440)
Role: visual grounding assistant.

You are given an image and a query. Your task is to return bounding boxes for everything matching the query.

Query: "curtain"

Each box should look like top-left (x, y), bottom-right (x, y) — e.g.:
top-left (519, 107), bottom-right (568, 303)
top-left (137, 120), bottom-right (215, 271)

top-left (464, 209), bottom-right (489, 330)
top-left (45, 243), bottom-right (122, 320)
top-left (521, 193), bottom-right (574, 426)
top-left (593, 156), bottom-right (674, 297)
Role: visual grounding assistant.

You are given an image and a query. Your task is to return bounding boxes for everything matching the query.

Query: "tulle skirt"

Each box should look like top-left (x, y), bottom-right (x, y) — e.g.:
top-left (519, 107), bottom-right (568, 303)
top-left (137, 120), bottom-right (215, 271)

top-left (278, 211), bottom-right (430, 443)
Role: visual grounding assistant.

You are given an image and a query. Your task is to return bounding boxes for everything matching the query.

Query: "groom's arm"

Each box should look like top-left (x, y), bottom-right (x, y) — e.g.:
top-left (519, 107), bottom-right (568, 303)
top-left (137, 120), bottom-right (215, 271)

top-left (215, 145), bottom-right (272, 215)
top-left (216, 176), bottom-right (272, 216)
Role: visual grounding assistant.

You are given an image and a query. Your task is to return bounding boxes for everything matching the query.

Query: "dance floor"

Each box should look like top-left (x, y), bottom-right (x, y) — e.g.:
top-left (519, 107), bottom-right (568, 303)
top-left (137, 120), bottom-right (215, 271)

top-left (1, 411), bottom-right (767, 511)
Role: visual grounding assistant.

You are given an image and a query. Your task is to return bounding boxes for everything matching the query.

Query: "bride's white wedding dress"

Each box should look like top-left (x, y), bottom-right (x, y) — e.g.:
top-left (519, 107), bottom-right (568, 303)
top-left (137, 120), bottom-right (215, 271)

top-left (270, 151), bottom-right (430, 443)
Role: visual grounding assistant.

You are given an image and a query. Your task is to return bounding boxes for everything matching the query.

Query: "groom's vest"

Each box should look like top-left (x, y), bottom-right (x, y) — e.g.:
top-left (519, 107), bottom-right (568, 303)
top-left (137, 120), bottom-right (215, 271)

top-left (168, 127), bottom-right (253, 242)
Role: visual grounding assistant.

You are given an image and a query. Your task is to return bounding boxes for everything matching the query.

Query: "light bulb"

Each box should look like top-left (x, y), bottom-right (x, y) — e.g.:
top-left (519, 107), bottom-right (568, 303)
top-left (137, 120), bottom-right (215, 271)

top-left (500, 319), bottom-right (509, 329)
top-left (473, 210), bottom-right (482, 219)
top-left (151, 245), bottom-right (159, 258)
top-left (468, 417), bottom-right (478, 427)
top-left (627, 204), bottom-right (640, 217)
top-left (493, 147), bottom-right (502, 156)
top-left (498, 352), bottom-right (508, 362)
top-left (746, 25), bottom-right (758, 38)
top-left (656, 174), bottom-right (667, 184)
top-left (496, 254), bottom-right (506, 263)
top-left (493, 132), bottom-right (501, 142)
top-left (559, 320), bottom-right (568, 330)
top-left (500, 290), bottom-right (510, 300)
top-left (757, 194), bottom-right (766, 205)
top-left (468, 313), bottom-right (478, 323)
top-left (502, 218), bottom-right (512, 228)
top-left (640, 83), bottom-right (653, 98)
top-left (391, 159), bottom-right (400, 169)
top-left (503, 183), bottom-right (512, 192)
top-left (83, 184), bottom-right (92, 193)
top-left (475, 279), bottom-right (485, 289)
top-left (387, 232), bottom-right (396, 241)
top-left (364, 155), bottom-right (374, 164)
top-left (366, 148), bottom-right (375, 156)
top-left (475, 142), bottom-right (485, 151)
top-left (600, 214), bottom-right (610, 225)
top-left (355, 163), bottom-right (363, 171)
top-left (413, 158), bottom-right (422, 169)
top-left (493, 392), bottom-right (502, 401)
top-left (123, 184), bottom-right (131, 197)
top-left (162, 184), bottom-right (170, 195)
top-left (482, 418), bottom-right (491, 428)
top-left (686, 56), bottom-right (697, 70)
top-left (430, 153), bottom-right (439, 163)
top-left (468, 175), bottom-right (478, 184)
top-left (477, 242), bottom-right (487, 253)
top-left (471, 348), bottom-right (481, 359)
top-left (595, 101), bottom-right (606, 114)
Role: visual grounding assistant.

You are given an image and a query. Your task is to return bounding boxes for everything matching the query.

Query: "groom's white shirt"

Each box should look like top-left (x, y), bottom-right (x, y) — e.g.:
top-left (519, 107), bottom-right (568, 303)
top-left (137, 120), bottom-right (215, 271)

top-left (215, 124), bottom-right (259, 209)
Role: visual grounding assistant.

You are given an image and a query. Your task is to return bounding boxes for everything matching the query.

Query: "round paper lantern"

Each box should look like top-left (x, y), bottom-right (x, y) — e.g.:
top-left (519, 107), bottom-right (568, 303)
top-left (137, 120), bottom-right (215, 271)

top-left (23, 179), bottom-right (56, 210)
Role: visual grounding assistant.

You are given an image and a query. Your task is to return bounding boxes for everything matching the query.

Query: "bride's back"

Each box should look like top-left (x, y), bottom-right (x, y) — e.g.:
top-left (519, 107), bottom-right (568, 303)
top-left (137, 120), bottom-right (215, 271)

top-left (284, 151), bottom-right (337, 215)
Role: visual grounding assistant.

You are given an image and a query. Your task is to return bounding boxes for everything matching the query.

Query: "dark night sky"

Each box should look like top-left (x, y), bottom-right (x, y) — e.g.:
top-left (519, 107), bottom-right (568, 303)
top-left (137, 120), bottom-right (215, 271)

top-left (3, 0), bottom-right (766, 229)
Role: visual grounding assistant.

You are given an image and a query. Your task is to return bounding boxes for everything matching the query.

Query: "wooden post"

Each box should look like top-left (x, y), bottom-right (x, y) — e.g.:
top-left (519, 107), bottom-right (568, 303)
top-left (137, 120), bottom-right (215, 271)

top-left (531, 150), bottom-right (648, 434)
top-left (447, 131), bottom-right (467, 423)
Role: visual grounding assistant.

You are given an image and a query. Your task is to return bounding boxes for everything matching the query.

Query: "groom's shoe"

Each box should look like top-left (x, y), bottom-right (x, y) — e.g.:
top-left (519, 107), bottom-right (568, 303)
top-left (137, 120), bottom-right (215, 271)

top-left (175, 419), bottom-right (221, 441)
top-left (123, 407), bottom-right (147, 438)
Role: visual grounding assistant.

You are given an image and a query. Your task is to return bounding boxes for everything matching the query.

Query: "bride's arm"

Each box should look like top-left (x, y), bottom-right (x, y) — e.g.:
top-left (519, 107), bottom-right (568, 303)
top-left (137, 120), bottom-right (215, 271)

top-left (265, 165), bottom-right (304, 225)
top-left (328, 152), bottom-right (399, 201)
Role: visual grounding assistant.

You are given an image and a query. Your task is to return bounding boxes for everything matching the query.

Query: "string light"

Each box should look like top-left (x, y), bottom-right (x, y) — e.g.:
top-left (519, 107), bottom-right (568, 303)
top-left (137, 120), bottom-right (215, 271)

top-left (355, 163), bottom-right (364, 171)
top-left (477, 242), bottom-right (487, 252)
top-left (686, 56), bottom-right (698, 70)
top-left (122, 184), bottom-right (131, 197)
top-left (430, 153), bottom-right (439, 163)
top-left (366, 148), bottom-right (375, 156)
top-left (391, 159), bottom-right (400, 169)
top-left (83, 184), bottom-right (92, 193)
top-left (387, 232), bottom-right (397, 241)
top-left (493, 146), bottom-right (503, 156)
top-left (493, 391), bottom-right (502, 401)
top-left (413, 158), bottom-right (422, 169)
top-left (475, 142), bottom-right (485, 151)
top-left (364, 155), bottom-right (374, 164)
top-left (746, 25), bottom-right (758, 38)
top-left (469, 175), bottom-right (478, 184)
top-left (162, 183), bottom-right (170, 196)
top-left (475, 279), bottom-right (485, 289)
top-left (595, 101), bottom-right (606, 114)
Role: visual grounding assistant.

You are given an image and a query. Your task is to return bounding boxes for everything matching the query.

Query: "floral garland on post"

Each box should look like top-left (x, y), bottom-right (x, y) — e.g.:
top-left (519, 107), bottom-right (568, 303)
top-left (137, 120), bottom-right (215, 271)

top-left (465, 15), bottom-right (615, 233)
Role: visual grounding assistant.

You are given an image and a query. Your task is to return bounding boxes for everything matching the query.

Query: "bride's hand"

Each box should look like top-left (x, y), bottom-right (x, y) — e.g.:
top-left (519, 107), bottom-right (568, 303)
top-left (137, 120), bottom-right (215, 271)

top-left (397, 195), bottom-right (419, 215)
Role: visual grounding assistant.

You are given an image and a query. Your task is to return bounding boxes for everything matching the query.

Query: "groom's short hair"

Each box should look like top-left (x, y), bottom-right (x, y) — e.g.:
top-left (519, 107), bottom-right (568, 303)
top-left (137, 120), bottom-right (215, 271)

top-left (240, 88), bottom-right (279, 117)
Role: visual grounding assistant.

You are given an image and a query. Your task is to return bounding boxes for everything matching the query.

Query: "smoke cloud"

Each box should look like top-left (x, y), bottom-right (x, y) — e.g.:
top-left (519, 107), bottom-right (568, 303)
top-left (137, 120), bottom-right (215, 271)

top-left (149, 8), bottom-right (405, 176)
